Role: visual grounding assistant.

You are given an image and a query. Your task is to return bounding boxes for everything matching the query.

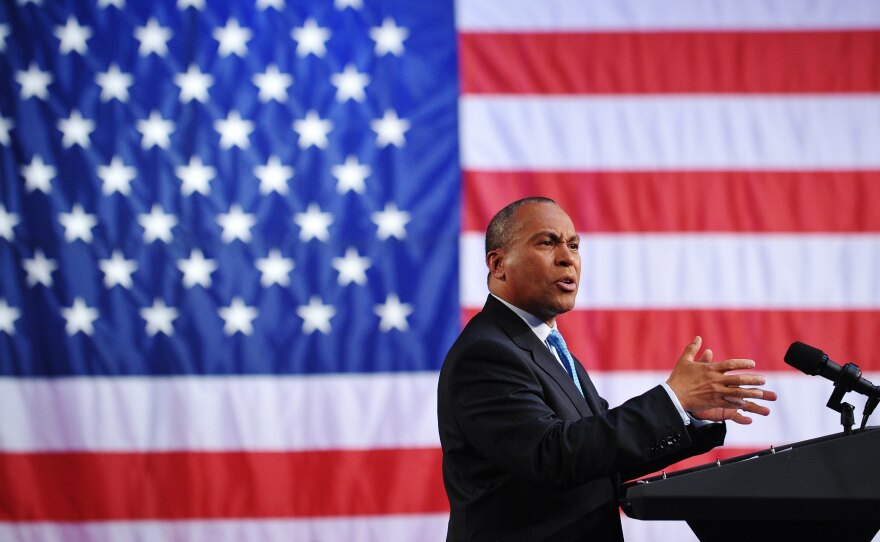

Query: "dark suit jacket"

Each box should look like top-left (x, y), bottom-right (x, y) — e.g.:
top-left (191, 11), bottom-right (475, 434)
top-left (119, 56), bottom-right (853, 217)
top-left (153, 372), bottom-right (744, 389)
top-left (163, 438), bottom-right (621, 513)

top-left (437, 295), bottom-right (726, 541)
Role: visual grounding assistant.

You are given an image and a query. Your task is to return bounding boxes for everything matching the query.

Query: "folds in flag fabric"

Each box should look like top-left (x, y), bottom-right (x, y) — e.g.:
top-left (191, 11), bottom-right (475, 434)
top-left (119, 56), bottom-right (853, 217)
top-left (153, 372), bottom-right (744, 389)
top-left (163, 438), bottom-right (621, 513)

top-left (458, 0), bottom-right (880, 539)
top-left (2, 1), bottom-right (880, 541)
top-left (1, 1), bottom-right (455, 539)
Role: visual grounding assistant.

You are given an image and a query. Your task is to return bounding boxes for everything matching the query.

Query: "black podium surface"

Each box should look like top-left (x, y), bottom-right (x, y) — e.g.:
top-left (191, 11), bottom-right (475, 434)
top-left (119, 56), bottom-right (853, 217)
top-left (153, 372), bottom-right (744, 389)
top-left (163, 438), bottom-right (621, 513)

top-left (621, 428), bottom-right (880, 542)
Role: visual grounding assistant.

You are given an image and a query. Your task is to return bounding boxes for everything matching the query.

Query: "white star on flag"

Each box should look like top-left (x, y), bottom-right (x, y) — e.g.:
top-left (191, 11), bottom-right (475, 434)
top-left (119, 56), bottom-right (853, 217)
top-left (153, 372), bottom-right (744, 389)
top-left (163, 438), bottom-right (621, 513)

top-left (140, 299), bottom-right (179, 336)
top-left (61, 297), bottom-right (100, 336)
top-left (98, 0), bottom-right (124, 8)
top-left (332, 247), bottom-right (371, 286)
top-left (253, 64), bottom-right (293, 102)
top-left (96, 64), bottom-right (133, 102)
top-left (257, 0), bottom-right (284, 10)
top-left (175, 64), bottom-right (214, 103)
top-left (335, 0), bottom-right (362, 9)
top-left (215, 111), bottom-right (254, 149)
top-left (21, 155), bottom-right (56, 194)
top-left (291, 18), bottom-right (331, 58)
top-left (54, 16), bottom-right (91, 55)
top-left (216, 204), bottom-right (256, 243)
top-left (98, 156), bottom-right (137, 195)
top-left (219, 297), bottom-right (259, 336)
top-left (22, 249), bottom-right (57, 288)
top-left (177, 0), bottom-right (205, 10)
top-left (371, 202), bottom-right (411, 240)
top-left (213, 19), bottom-right (251, 57)
top-left (0, 23), bottom-right (10, 52)
top-left (57, 109), bottom-right (95, 148)
top-left (176, 156), bottom-right (216, 196)
top-left (330, 64), bottom-right (369, 102)
top-left (135, 18), bottom-right (172, 56)
top-left (15, 63), bottom-right (53, 100)
top-left (137, 110), bottom-right (175, 149)
top-left (0, 204), bottom-right (20, 241)
top-left (98, 250), bottom-right (138, 289)
top-left (0, 299), bottom-right (21, 335)
top-left (296, 296), bottom-right (336, 334)
top-left (178, 249), bottom-right (217, 288)
top-left (371, 109), bottom-right (410, 148)
top-left (254, 155), bottom-right (294, 195)
top-left (370, 17), bottom-right (408, 56)
top-left (0, 115), bottom-right (12, 145)
top-left (293, 110), bottom-right (332, 149)
top-left (138, 204), bottom-right (177, 243)
top-left (256, 249), bottom-right (295, 287)
top-left (332, 155), bottom-right (370, 194)
top-left (58, 204), bottom-right (98, 243)
top-left (374, 293), bottom-right (413, 332)
top-left (294, 203), bottom-right (333, 242)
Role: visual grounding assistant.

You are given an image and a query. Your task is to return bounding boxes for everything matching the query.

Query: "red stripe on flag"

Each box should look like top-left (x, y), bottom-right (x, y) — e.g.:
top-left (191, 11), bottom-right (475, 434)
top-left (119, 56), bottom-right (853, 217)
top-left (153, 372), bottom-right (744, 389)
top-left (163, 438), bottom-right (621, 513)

top-left (463, 170), bottom-right (880, 233)
top-left (0, 448), bottom-right (447, 521)
top-left (462, 308), bottom-right (880, 372)
top-left (460, 31), bottom-right (880, 94)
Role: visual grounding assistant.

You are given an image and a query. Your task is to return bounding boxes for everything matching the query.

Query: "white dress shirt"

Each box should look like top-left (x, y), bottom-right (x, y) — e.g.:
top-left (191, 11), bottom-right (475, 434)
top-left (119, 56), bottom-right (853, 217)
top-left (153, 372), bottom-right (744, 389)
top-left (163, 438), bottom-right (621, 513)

top-left (490, 294), bottom-right (695, 425)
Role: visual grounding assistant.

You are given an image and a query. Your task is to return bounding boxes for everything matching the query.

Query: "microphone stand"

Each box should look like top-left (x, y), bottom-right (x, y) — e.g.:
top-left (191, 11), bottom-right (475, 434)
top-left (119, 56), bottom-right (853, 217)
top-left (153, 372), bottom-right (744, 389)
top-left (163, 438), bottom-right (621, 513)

top-left (861, 396), bottom-right (879, 432)
top-left (826, 362), bottom-right (862, 435)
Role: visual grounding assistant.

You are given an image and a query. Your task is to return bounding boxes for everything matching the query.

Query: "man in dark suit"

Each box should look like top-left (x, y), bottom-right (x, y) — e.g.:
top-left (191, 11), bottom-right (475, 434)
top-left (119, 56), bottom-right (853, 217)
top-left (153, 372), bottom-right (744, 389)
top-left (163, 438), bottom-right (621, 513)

top-left (438, 197), bottom-right (777, 541)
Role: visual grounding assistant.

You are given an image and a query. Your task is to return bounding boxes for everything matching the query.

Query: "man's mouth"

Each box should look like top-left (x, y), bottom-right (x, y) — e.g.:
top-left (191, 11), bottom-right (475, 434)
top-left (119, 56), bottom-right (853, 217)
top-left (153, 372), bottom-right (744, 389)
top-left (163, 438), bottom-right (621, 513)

top-left (556, 277), bottom-right (577, 292)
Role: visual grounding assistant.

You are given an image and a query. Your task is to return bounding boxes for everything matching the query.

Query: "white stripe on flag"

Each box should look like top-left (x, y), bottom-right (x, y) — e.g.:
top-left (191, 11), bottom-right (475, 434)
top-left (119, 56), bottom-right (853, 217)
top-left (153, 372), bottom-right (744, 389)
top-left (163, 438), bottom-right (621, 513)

top-left (4, 373), bottom-right (875, 451)
top-left (460, 95), bottom-right (880, 170)
top-left (460, 233), bottom-right (880, 309)
top-left (593, 371), bottom-right (880, 449)
top-left (0, 373), bottom-right (440, 451)
top-left (455, 0), bottom-right (880, 31)
top-left (0, 515), bottom-right (450, 542)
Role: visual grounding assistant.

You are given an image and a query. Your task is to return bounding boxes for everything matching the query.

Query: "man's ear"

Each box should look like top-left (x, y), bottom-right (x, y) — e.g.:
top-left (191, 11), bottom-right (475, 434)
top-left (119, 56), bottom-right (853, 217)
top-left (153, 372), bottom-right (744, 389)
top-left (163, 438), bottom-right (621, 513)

top-left (486, 250), bottom-right (505, 280)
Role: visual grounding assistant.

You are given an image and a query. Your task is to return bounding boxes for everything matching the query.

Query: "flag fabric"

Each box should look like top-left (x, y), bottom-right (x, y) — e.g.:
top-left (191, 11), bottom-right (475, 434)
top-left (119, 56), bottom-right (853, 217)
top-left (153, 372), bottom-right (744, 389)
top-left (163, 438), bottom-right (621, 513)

top-left (458, 0), bottom-right (880, 539)
top-left (1, 0), bottom-right (456, 539)
top-left (2, 1), bottom-right (880, 541)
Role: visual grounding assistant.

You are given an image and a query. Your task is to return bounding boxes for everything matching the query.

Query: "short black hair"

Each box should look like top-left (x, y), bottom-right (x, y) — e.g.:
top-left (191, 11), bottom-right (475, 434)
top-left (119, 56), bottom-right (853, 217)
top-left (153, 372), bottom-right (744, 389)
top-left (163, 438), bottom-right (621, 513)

top-left (485, 197), bottom-right (557, 254)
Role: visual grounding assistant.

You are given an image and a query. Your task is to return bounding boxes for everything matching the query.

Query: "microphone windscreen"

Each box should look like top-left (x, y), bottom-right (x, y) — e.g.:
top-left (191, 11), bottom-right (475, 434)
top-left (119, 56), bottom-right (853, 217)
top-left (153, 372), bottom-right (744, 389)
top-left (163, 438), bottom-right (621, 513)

top-left (784, 341), bottom-right (826, 375)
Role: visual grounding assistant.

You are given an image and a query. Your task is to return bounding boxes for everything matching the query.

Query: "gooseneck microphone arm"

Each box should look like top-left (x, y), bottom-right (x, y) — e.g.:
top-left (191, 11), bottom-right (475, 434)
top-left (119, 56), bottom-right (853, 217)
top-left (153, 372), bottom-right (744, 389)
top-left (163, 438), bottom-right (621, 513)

top-left (784, 341), bottom-right (880, 433)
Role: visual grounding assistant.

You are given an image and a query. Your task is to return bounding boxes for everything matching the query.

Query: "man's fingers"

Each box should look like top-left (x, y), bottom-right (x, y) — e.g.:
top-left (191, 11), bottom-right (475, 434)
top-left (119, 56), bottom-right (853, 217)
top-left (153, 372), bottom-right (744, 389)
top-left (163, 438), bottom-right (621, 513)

top-left (741, 401), bottom-right (772, 416)
top-left (697, 348), bottom-right (713, 364)
top-left (730, 412), bottom-right (753, 425)
top-left (732, 387), bottom-right (765, 399)
top-left (714, 358), bottom-right (756, 372)
top-left (680, 336), bottom-right (702, 362)
top-left (720, 374), bottom-right (767, 387)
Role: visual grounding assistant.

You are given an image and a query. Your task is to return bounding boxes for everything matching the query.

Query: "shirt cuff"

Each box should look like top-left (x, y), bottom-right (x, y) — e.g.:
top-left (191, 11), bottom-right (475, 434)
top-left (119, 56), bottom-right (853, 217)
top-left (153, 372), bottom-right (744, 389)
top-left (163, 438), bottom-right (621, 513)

top-left (660, 382), bottom-right (719, 428)
top-left (660, 382), bottom-right (691, 426)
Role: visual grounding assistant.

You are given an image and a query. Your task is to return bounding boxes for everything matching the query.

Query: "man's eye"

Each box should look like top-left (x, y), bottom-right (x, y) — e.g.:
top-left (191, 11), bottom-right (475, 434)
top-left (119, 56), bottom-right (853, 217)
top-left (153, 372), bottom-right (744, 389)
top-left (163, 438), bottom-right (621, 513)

top-left (569, 243), bottom-right (579, 251)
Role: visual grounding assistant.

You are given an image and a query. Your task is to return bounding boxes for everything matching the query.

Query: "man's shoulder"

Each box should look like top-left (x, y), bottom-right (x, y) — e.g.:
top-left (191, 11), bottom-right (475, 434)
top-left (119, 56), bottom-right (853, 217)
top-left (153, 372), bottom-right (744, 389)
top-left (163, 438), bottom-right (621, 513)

top-left (451, 309), bottom-right (509, 351)
top-left (442, 305), bottom-right (528, 370)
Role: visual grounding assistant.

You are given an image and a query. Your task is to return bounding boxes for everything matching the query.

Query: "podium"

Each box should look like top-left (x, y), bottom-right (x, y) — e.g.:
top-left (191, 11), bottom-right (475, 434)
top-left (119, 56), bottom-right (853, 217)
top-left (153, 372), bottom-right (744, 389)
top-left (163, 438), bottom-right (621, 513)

top-left (621, 428), bottom-right (880, 542)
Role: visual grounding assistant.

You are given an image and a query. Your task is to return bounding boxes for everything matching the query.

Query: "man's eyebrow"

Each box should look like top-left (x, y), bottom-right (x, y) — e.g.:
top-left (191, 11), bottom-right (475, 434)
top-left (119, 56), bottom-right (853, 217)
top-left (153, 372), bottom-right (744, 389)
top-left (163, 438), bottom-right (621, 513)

top-left (529, 231), bottom-right (579, 242)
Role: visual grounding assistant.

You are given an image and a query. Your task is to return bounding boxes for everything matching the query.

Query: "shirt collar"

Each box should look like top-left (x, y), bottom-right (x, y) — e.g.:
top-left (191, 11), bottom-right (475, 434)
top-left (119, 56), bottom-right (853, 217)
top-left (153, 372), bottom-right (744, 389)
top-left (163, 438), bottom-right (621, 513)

top-left (491, 293), bottom-right (556, 343)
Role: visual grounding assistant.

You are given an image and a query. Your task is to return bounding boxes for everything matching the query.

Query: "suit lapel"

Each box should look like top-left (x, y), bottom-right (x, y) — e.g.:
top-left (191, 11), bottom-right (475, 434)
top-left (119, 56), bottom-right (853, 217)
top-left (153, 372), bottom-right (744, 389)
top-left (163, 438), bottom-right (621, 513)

top-left (482, 296), bottom-right (594, 417)
top-left (572, 355), bottom-right (605, 414)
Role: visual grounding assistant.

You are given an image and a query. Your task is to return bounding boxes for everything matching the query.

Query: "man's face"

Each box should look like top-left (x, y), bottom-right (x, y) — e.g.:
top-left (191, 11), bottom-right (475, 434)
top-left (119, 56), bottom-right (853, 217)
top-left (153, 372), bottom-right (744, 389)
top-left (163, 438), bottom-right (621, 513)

top-left (488, 203), bottom-right (581, 324)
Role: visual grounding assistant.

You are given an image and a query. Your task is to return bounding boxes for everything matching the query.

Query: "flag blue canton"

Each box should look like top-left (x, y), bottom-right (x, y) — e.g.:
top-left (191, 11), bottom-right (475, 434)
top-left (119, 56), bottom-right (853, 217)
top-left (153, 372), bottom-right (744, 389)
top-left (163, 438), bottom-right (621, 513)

top-left (0, 0), bottom-right (460, 376)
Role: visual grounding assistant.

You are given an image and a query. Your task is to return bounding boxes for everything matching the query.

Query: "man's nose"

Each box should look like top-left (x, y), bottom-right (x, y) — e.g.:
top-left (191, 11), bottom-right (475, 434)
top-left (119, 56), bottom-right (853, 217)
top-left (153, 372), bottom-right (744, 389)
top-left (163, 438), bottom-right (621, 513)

top-left (556, 246), bottom-right (575, 266)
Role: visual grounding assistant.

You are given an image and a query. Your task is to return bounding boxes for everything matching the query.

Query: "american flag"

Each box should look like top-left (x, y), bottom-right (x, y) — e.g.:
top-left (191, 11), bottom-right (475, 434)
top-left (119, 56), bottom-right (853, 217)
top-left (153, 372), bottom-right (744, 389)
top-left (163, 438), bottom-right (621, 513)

top-left (459, 1), bottom-right (880, 539)
top-left (1, 1), bottom-right (879, 541)
top-left (1, 0), bottom-right (455, 539)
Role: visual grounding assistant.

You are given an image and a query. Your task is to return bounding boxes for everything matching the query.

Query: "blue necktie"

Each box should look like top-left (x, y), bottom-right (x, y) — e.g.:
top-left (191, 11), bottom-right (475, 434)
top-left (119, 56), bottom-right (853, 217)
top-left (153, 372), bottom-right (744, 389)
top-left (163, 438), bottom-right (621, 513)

top-left (547, 330), bottom-right (585, 397)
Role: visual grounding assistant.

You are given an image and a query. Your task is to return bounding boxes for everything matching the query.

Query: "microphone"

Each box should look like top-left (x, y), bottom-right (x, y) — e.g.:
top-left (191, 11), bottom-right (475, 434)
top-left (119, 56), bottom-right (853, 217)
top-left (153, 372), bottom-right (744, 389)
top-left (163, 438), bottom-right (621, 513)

top-left (784, 341), bottom-right (880, 399)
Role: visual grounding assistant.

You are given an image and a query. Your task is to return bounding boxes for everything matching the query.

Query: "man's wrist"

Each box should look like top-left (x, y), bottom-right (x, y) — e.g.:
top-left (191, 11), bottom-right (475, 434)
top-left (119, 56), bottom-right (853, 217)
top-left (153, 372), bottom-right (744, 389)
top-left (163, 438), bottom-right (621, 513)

top-left (660, 382), bottom-right (691, 426)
